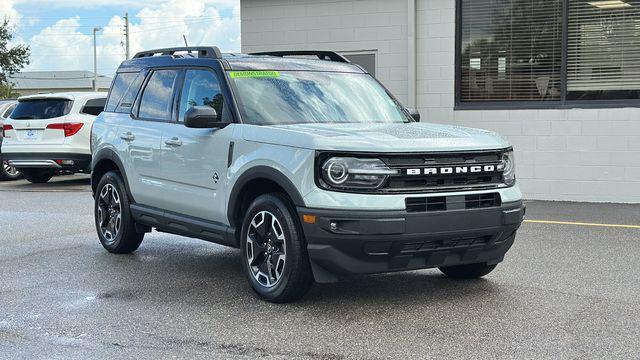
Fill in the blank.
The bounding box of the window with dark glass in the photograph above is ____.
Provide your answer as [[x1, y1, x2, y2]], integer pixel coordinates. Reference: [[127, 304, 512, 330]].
[[178, 69, 225, 122], [567, 0, 640, 100], [81, 98, 106, 116], [138, 70, 180, 121], [459, 0, 563, 102]]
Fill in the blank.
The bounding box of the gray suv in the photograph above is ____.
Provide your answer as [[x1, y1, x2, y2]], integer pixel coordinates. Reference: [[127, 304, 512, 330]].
[[91, 47, 524, 302]]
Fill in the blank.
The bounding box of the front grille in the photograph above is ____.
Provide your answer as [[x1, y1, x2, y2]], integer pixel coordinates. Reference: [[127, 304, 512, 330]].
[[380, 151, 506, 193], [405, 193, 501, 213]]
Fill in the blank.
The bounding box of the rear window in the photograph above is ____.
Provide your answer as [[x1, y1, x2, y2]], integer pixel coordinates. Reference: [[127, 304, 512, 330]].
[[105, 72, 142, 112], [81, 98, 106, 116], [11, 99, 73, 120]]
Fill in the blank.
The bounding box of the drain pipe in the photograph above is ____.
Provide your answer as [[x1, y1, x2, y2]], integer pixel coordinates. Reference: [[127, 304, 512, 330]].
[[407, 0, 417, 108]]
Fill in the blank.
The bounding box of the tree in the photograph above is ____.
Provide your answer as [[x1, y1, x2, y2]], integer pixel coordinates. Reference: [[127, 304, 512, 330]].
[[0, 18, 30, 99]]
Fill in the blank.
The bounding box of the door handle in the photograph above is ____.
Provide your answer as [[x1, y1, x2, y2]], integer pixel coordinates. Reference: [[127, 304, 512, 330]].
[[119, 132, 135, 142], [164, 137, 183, 147]]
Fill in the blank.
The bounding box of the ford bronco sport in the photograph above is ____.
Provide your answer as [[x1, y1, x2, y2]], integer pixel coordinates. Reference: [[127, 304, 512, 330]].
[[91, 47, 524, 303]]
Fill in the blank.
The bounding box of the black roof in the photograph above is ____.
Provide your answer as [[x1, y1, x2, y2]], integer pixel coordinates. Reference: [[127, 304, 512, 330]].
[[117, 48, 365, 74]]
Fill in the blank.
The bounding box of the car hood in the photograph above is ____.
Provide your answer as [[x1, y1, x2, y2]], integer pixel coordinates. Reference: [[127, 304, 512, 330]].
[[241, 122, 510, 152]]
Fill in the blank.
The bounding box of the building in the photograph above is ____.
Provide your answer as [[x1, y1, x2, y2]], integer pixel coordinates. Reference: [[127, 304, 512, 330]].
[[8, 71, 112, 96], [241, 0, 640, 203]]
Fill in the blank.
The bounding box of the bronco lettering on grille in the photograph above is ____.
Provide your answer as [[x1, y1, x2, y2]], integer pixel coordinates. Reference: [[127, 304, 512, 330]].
[[405, 164, 500, 176]]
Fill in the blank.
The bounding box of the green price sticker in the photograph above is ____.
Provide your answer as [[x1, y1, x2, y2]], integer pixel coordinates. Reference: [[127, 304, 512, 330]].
[[229, 71, 280, 78]]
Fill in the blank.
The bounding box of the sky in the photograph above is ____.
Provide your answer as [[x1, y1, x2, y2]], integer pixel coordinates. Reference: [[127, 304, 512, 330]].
[[0, 0, 240, 77]]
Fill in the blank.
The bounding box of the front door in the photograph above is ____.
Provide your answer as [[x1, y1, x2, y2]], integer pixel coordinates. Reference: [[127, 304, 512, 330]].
[[160, 68, 233, 222]]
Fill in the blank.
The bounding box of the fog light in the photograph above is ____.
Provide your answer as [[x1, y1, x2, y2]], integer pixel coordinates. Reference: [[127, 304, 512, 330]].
[[56, 160, 75, 165]]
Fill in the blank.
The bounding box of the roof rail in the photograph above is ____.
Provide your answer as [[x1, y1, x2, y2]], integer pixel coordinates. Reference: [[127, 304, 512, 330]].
[[249, 50, 350, 63], [133, 46, 222, 59]]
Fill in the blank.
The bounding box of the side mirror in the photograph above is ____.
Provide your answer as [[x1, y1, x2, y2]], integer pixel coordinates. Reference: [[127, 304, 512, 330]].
[[406, 107, 420, 122], [184, 106, 224, 128]]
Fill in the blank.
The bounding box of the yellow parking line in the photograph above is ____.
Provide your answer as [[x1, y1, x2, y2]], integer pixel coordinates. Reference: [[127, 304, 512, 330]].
[[524, 219, 640, 229]]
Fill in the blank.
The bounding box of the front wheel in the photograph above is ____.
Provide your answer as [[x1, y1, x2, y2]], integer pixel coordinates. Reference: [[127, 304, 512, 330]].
[[21, 169, 53, 183], [240, 194, 314, 303], [439, 263, 497, 279], [94, 171, 144, 254]]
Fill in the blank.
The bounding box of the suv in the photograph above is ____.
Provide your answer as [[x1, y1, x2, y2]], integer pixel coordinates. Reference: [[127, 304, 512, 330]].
[[2, 92, 107, 183], [91, 47, 524, 303], [0, 99, 20, 181]]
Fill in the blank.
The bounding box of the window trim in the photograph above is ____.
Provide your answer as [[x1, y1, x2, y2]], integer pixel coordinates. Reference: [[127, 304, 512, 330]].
[[454, 0, 640, 110]]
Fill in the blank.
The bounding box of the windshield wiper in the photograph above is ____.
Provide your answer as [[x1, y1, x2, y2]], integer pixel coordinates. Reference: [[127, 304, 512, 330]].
[[11, 116, 36, 120]]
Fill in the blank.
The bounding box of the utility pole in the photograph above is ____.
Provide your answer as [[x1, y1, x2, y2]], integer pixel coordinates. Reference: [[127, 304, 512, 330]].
[[124, 12, 130, 60], [93, 27, 101, 91]]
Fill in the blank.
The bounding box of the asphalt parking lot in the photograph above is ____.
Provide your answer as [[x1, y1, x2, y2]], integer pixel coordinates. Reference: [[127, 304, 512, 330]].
[[1, 175, 639, 359]]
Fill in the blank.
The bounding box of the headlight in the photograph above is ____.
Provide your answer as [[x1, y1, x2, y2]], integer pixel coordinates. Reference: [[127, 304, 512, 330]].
[[501, 151, 516, 186], [320, 157, 397, 190]]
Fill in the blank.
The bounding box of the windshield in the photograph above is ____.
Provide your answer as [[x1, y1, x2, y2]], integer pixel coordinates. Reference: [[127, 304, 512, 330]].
[[11, 99, 73, 120], [229, 71, 409, 125]]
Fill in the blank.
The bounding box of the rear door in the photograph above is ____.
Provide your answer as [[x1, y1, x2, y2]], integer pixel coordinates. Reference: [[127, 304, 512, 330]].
[[123, 68, 181, 208], [7, 98, 73, 145]]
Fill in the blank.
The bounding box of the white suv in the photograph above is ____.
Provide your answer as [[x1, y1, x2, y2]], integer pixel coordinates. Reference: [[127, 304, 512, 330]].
[[0, 99, 20, 181], [2, 92, 107, 183]]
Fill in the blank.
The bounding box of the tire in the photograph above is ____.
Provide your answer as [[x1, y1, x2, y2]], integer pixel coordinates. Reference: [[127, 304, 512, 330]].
[[21, 169, 53, 183], [439, 263, 497, 279], [240, 193, 314, 303], [94, 170, 144, 254], [0, 157, 21, 181]]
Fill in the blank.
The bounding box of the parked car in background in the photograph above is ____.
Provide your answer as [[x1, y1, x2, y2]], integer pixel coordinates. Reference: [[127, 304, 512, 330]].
[[0, 99, 20, 181], [2, 92, 107, 183]]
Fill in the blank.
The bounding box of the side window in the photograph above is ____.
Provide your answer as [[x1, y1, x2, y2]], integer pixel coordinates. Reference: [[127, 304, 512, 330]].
[[138, 69, 180, 121], [81, 98, 106, 116], [2, 104, 16, 119], [115, 73, 143, 114], [178, 69, 225, 122], [105, 72, 138, 112]]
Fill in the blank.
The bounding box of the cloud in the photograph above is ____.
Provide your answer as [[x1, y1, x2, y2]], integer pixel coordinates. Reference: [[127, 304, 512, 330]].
[[0, 0, 21, 27], [13, 0, 240, 75]]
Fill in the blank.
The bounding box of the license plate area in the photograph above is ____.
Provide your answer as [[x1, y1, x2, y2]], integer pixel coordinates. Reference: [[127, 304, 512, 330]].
[[21, 129, 40, 140]]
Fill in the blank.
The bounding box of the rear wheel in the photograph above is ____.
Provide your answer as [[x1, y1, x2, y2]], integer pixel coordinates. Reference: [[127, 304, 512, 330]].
[[95, 170, 144, 254], [0, 158, 21, 181], [21, 169, 53, 183], [439, 263, 497, 279], [240, 194, 314, 303]]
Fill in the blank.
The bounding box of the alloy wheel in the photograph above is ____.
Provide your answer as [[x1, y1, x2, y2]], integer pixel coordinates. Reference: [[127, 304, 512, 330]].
[[2, 160, 19, 177], [97, 183, 122, 243], [246, 211, 287, 288]]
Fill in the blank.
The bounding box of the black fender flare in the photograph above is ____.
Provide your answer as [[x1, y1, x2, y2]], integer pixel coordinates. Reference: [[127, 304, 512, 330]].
[[91, 148, 135, 202], [227, 165, 305, 227]]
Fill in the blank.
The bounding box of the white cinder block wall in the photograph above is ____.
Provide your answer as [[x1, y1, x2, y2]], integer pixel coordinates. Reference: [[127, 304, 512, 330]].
[[241, 0, 640, 203], [241, 0, 409, 103]]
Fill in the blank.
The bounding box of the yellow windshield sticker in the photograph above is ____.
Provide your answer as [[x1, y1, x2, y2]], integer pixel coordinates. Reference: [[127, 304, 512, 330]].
[[229, 71, 280, 78]]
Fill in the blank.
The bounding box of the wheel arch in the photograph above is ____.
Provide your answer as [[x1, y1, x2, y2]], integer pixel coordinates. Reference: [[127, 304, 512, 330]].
[[91, 149, 134, 202], [227, 166, 305, 229]]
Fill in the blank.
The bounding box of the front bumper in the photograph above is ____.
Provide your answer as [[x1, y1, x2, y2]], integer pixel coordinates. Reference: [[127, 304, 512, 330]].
[[3, 152, 92, 173], [298, 201, 525, 283]]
